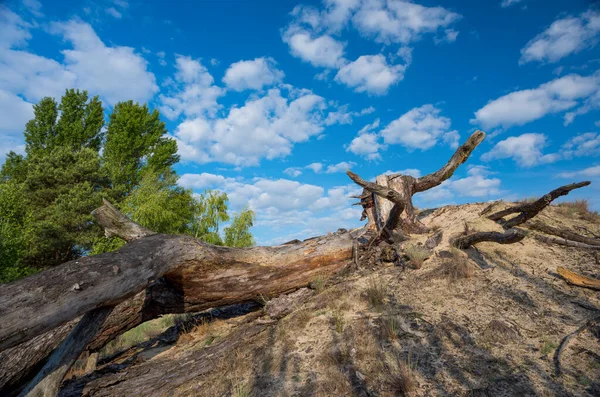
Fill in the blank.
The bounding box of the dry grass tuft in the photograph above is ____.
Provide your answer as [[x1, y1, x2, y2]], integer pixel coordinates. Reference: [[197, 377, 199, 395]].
[[364, 276, 388, 310], [331, 309, 345, 333], [390, 359, 417, 396], [558, 199, 600, 221], [310, 274, 327, 293], [431, 249, 475, 282], [382, 316, 401, 341], [404, 244, 431, 269]]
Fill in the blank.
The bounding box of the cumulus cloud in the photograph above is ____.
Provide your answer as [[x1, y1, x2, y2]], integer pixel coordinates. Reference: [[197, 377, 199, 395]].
[[346, 132, 385, 160], [282, 28, 346, 68], [325, 161, 356, 173], [159, 55, 223, 120], [306, 162, 324, 173], [383, 168, 421, 177], [284, 167, 303, 177], [558, 165, 600, 179], [471, 72, 600, 129], [222, 57, 284, 91], [172, 87, 339, 166], [561, 132, 600, 158], [481, 133, 560, 167], [334, 54, 407, 95], [520, 10, 600, 64], [381, 104, 458, 150], [417, 165, 502, 203], [351, 0, 461, 44], [281, 0, 461, 95], [179, 173, 364, 244]]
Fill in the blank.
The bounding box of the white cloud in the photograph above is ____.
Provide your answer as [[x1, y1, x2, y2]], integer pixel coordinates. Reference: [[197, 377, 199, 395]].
[[351, 0, 461, 44], [173, 87, 337, 166], [283, 28, 346, 68], [558, 165, 600, 179], [346, 132, 384, 160], [23, 0, 43, 17], [561, 132, 600, 158], [500, 0, 523, 8], [284, 167, 303, 177], [0, 7, 31, 49], [380, 104, 458, 150], [306, 162, 324, 173], [106, 7, 122, 18], [481, 133, 560, 167], [417, 165, 502, 203], [324, 104, 375, 125], [520, 10, 600, 64], [46, 21, 158, 105], [179, 173, 364, 244], [159, 55, 223, 120], [334, 54, 407, 95], [281, 0, 460, 96], [325, 161, 356, 173], [0, 89, 34, 135], [383, 168, 421, 178], [471, 72, 600, 129], [222, 57, 284, 91]]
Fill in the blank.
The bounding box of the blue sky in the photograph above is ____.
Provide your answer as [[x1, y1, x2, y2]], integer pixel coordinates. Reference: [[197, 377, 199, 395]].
[[1, 0, 599, 245]]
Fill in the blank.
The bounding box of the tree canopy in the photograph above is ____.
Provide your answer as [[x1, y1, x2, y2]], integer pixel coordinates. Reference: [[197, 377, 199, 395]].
[[0, 89, 255, 283]]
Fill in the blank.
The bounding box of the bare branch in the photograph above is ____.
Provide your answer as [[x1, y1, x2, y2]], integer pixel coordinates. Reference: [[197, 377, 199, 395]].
[[557, 266, 600, 290], [413, 130, 486, 193], [452, 228, 526, 249], [91, 198, 155, 242], [488, 181, 591, 228], [346, 171, 405, 205]]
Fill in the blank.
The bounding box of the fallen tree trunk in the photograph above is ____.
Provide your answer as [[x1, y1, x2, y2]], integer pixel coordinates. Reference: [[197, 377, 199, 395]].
[[0, 201, 356, 393], [19, 307, 113, 397], [535, 235, 600, 251], [527, 221, 600, 247]]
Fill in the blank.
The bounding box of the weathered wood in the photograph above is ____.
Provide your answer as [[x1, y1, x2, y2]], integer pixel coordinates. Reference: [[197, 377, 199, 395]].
[[487, 182, 591, 228], [451, 228, 526, 249], [556, 266, 600, 290], [91, 198, 154, 242], [535, 234, 600, 251], [18, 307, 113, 397], [348, 131, 485, 234], [527, 222, 600, 247], [0, 231, 354, 353]]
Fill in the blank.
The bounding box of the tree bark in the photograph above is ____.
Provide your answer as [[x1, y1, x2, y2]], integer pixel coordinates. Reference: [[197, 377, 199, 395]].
[[18, 307, 113, 397], [0, 200, 356, 393], [348, 130, 485, 234], [527, 221, 600, 247], [451, 228, 526, 249], [487, 181, 591, 228]]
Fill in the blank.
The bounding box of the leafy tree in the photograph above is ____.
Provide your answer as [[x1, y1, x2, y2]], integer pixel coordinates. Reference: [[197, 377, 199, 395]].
[[121, 170, 196, 235], [224, 209, 256, 248], [191, 190, 230, 245], [23, 146, 105, 267], [0, 180, 34, 282], [103, 101, 179, 201]]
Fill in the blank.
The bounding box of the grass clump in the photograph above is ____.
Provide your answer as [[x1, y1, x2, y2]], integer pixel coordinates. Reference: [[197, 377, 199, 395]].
[[310, 274, 327, 293], [540, 338, 558, 356], [404, 244, 431, 269], [436, 249, 475, 282], [558, 199, 600, 221], [331, 309, 345, 333], [365, 276, 388, 311], [390, 354, 417, 396]]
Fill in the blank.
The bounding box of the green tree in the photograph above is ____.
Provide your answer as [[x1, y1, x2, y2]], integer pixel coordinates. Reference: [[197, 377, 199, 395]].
[[191, 191, 230, 245], [103, 101, 179, 201], [23, 146, 105, 267], [224, 209, 256, 248]]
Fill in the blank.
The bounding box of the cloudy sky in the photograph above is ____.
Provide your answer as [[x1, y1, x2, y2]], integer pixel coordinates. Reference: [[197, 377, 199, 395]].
[[1, 0, 599, 245]]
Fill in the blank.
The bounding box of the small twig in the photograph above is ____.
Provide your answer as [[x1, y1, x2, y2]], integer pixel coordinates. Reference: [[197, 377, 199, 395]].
[[554, 315, 600, 376]]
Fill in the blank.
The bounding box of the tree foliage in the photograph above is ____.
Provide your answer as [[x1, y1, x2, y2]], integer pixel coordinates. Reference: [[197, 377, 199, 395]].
[[0, 89, 256, 283]]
